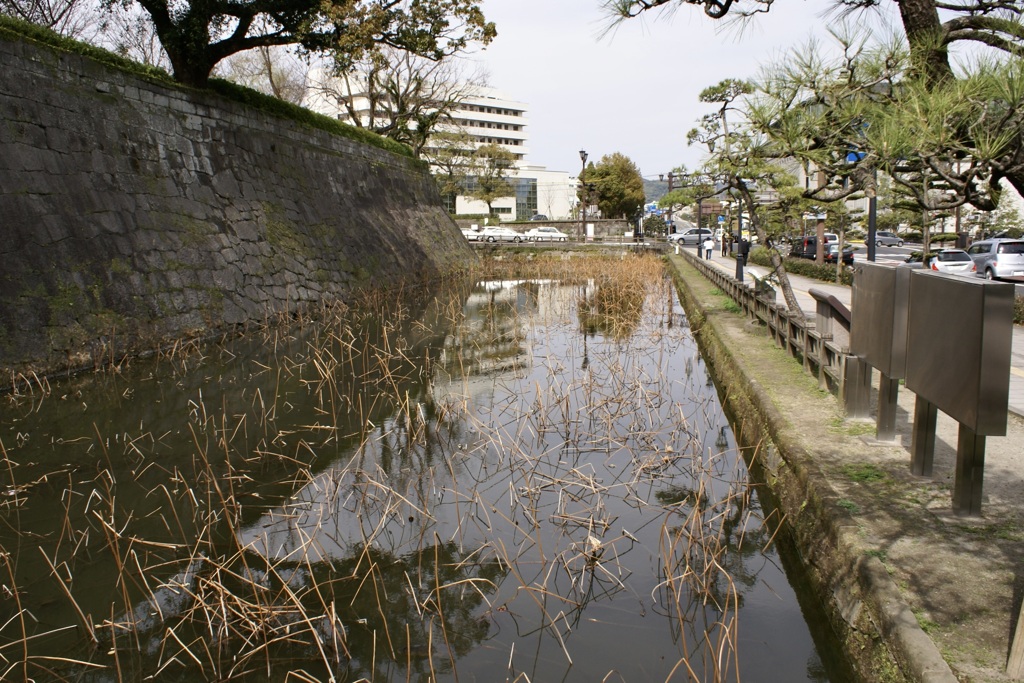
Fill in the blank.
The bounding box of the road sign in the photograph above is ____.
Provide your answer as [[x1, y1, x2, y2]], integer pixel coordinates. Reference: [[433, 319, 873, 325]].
[[718, 215, 725, 223]]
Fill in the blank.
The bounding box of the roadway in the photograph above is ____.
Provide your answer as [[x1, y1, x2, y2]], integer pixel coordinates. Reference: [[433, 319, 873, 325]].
[[692, 246, 1024, 419]]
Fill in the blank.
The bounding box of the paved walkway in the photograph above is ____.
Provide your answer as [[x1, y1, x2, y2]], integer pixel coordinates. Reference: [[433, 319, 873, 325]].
[[689, 248, 1024, 418]]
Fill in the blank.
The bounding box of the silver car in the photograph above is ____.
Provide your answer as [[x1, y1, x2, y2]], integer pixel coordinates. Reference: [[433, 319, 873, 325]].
[[875, 231, 904, 247], [966, 238, 1024, 281]]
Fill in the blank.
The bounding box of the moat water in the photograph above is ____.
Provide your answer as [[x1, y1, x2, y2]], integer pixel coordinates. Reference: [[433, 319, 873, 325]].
[[0, 257, 852, 681]]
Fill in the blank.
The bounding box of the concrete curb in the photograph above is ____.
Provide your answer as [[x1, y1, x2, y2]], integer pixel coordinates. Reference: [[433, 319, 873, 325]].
[[666, 254, 958, 683], [857, 556, 958, 683]]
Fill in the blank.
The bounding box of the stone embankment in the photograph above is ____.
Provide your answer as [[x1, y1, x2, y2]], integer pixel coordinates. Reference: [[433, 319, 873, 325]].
[[0, 29, 472, 378]]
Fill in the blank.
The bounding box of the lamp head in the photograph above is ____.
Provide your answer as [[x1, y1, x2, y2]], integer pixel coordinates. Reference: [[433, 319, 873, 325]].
[[579, 150, 588, 164]]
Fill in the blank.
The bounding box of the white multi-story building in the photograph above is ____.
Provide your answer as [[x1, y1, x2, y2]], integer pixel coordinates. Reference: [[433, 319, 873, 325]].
[[305, 76, 575, 221]]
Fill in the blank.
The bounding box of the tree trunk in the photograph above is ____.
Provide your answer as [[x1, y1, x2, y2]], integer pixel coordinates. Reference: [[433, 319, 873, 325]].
[[735, 182, 804, 319], [897, 0, 953, 85], [140, 1, 218, 87]]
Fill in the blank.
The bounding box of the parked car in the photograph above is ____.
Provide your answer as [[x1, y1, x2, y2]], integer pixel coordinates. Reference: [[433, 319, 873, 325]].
[[824, 243, 856, 266], [902, 249, 976, 275], [965, 238, 1024, 281], [481, 226, 523, 243], [668, 227, 714, 244], [529, 214, 549, 221], [929, 249, 976, 275], [790, 235, 848, 261], [525, 226, 568, 242], [875, 231, 904, 247], [461, 227, 481, 241]]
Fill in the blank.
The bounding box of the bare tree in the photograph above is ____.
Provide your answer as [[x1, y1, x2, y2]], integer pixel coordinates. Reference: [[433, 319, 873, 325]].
[[98, 3, 169, 68], [223, 45, 308, 104], [467, 143, 515, 217], [422, 129, 476, 211], [310, 46, 487, 157], [1, 0, 96, 37]]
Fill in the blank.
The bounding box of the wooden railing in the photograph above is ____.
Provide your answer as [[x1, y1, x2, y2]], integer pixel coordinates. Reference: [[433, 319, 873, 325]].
[[679, 251, 857, 402]]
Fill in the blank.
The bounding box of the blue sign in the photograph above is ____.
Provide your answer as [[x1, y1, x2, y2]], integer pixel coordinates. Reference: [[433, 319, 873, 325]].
[[717, 215, 725, 223]]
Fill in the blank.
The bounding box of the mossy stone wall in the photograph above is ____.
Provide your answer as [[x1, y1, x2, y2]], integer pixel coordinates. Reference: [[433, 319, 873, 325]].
[[0, 33, 472, 376]]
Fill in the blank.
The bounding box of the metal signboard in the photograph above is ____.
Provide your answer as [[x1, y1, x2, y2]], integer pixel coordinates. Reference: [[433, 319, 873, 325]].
[[904, 272, 1013, 436], [850, 262, 911, 379]]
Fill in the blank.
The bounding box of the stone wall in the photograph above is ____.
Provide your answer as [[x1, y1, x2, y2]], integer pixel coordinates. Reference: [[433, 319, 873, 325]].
[[0, 31, 473, 377]]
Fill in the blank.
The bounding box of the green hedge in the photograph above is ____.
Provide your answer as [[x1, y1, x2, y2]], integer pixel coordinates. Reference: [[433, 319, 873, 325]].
[[748, 247, 854, 285], [0, 15, 417, 162]]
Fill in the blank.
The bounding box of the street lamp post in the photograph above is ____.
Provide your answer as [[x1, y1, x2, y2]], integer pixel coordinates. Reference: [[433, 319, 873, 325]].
[[579, 150, 588, 240]]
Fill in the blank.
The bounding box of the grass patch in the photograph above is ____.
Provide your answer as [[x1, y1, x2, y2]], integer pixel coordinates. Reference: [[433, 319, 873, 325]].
[[914, 611, 940, 634], [837, 499, 860, 513], [959, 521, 1024, 542], [865, 548, 888, 563], [841, 462, 889, 483]]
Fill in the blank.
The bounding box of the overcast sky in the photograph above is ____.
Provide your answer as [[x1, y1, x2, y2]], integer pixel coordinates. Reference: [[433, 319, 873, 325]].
[[471, 0, 891, 180]]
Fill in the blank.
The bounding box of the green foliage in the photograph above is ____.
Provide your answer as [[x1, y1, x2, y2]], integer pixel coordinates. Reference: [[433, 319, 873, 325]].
[[1016, 296, 1024, 326], [122, 0, 495, 86], [587, 152, 645, 221], [643, 214, 669, 237]]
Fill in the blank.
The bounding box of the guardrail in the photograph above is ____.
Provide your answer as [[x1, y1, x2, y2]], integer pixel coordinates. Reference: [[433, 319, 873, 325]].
[[680, 251, 856, 402]]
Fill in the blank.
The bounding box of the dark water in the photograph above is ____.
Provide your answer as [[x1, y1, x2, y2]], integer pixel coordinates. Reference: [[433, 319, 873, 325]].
[[0, 260, 851, 682]]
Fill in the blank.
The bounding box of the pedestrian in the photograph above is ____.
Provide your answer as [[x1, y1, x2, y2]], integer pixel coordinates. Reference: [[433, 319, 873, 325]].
[[721, 233, 730, 256], [703, 236, 714, 260]]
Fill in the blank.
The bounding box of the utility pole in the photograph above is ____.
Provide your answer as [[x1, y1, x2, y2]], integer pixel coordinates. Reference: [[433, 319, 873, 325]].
[[579, 149, 588, 240], [667, 172, 675, 233]]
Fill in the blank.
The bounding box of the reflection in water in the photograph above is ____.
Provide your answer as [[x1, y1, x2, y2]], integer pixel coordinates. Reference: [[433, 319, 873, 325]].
[[0, 255, 845, 681]]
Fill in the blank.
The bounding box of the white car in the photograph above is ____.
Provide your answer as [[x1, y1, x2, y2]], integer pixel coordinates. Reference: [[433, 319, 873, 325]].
[[525, 226, 569, 242], [668, 228, 714, 245], [928, 248, 977, 276], [481, 226, 523, 243], [461, 227, 481, 241]]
